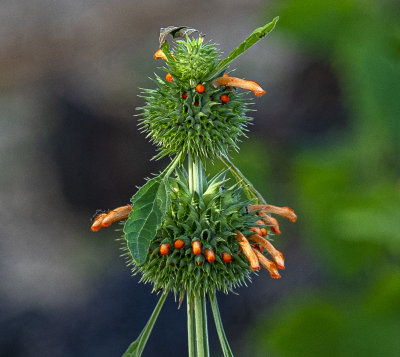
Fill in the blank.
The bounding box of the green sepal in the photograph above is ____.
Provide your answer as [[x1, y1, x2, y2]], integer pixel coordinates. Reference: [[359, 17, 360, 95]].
[[122, 292, 168, 357], [207, 17, 279, 80]]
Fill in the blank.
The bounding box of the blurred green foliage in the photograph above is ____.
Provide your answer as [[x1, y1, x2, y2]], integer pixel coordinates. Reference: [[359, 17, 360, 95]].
[[249, 0, 400, 356]]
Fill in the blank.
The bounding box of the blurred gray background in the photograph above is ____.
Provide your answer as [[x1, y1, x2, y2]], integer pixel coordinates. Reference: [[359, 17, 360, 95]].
[[1, 0, 399, 356]]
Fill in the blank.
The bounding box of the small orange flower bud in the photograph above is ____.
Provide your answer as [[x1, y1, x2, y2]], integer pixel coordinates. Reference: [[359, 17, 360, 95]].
[[192, 241, 202, 255], [160, 243, 170, 255], [223, 73, 230, 77], [260, 228, 268, 236], [165, 73, 173, 82], [205, 249, 215, 262], [174, 239, 185, 249], [153, 49, 167, 60], [195, 83, 205, 93], [220, 94, 229, 103], [222, 252, 232, 262]]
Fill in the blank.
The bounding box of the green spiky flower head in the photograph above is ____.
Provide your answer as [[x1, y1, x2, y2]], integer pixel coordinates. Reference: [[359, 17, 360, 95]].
[[130, 168, 262, 297], [138, 34, 252, 160]]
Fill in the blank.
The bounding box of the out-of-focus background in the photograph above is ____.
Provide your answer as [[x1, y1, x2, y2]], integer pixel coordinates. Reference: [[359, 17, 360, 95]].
[[1, 0, 399, 356]]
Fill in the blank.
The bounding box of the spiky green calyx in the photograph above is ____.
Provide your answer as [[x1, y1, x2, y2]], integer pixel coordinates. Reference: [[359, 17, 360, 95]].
[[127, 169, 261, 297], [138, 37, 252, 160]]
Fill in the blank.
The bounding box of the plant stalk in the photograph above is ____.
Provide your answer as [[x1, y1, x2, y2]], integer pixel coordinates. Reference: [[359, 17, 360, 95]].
[[187, 153, 209, 357], [187, 292, 196, 357]]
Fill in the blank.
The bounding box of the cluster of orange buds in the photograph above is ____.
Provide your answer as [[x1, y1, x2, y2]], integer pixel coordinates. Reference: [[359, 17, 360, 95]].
[[235, 204, 297, 279]]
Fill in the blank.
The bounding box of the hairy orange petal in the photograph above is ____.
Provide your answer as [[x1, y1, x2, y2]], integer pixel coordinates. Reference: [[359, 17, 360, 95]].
[[248, 204, 297, 222], [249, 234, 285, 269], [235, 231, 260, 271], [252, 248, 281, 279], [153, 49, 167, 60], [91, 213, 107, 232], [101, 205, 133, 227], [258, 211, 281, 234], [212, 76, 266, 97]]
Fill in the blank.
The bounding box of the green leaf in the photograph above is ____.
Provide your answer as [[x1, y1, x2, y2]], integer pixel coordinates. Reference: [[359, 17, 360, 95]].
[[219, 154, 266, 204], [209, 291, 234, 357], [124, 177, 170, 265], [123, 153, 182, 265], [207, 17, 279, 79], [122, 292, 168, 357]]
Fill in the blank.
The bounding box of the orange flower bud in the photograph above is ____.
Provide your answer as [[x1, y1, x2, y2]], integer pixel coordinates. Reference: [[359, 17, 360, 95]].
[[222, 252, 232, 262], [195, 83, 205, 93], [174, 239, 185, 249], [192, 241, 202, 255], [153, 49, 167, 60], [160, 243, 170, 255], [205, 249, 215, 262], [220, 94, 229, 103], [165, 73, 173, 82]]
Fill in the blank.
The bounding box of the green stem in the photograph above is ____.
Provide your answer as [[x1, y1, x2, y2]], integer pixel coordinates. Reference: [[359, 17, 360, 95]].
[[209, 290, 234, 357], [188, 154, 209, 357], [194, 293, 210, 357], [187, 292, 196, 357]]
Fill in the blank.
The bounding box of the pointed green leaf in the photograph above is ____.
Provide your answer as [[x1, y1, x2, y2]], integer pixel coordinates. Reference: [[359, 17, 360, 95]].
[[123, 153, 182, 265], [207, 17, 279, 79], [122, 292, 168, 357], [124, 177, 170, 265], [219, 154, 266, 204]]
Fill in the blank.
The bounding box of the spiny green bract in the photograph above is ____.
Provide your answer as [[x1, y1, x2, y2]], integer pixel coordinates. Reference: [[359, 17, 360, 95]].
[[138, 37, 253, 160], [129, 169, 260, 297]]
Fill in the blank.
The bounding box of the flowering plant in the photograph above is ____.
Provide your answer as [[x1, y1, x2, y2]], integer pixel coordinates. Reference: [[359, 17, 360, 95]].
[[91, 17, 297, 357]]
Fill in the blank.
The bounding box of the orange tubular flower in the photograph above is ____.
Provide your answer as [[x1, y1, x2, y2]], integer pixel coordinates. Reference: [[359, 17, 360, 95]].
[[235, 231, 260, 271], [153, 48, 167, 60], [252, 248, 281, 279], [91, 213, 107, 232], [258, 211, 281, 235], [212, 76, 266, 97], [91, 205, 133, 231], [249, 234, 285, 269], [248, 204, 297, 222]]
